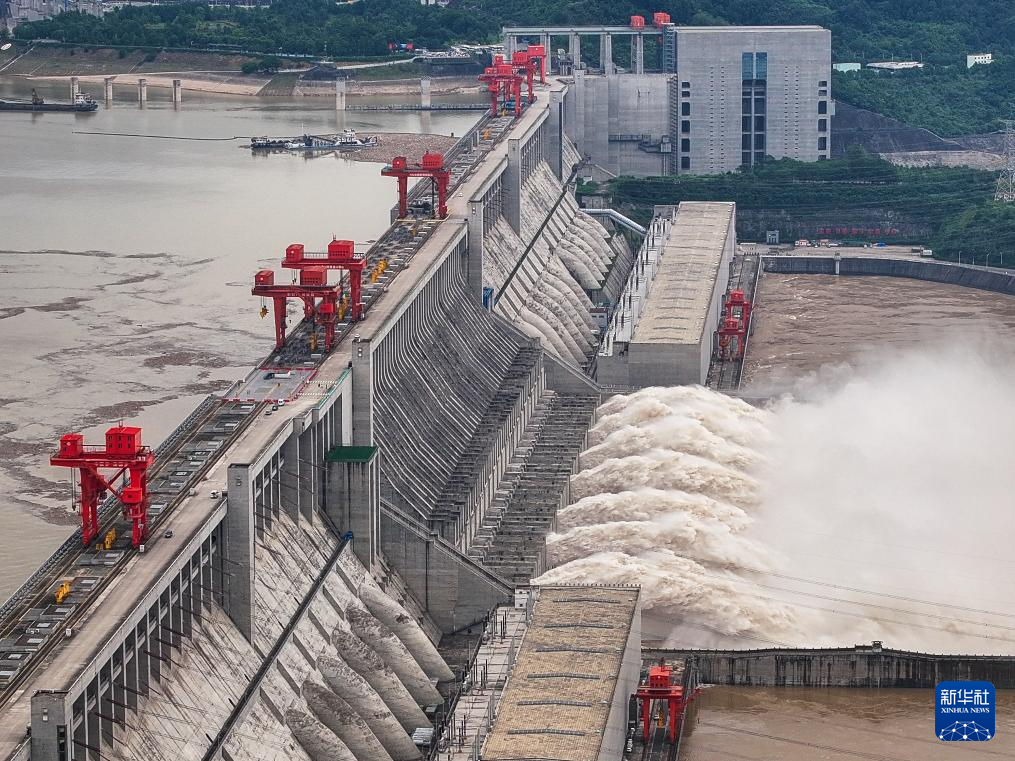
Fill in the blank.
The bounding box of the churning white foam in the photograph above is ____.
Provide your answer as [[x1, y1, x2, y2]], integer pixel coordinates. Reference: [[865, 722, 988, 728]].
[[538, 344, 1015, 653]]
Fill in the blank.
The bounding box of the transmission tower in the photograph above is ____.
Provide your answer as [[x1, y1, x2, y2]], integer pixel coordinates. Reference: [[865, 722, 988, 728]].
[[997, 119, 1015, 203]]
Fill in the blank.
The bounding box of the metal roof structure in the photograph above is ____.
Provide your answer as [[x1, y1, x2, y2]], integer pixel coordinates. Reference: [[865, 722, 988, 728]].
[[483, 585, 640, 761], [632, 202, 734, 345]]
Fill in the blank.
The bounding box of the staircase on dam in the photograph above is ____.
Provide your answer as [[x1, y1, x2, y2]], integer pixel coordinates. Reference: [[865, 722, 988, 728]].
[[468, 392, 598, 585], [432, 342, 544, 543]]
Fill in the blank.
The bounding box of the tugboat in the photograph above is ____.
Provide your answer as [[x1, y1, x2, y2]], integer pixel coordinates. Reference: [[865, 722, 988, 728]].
[[285, 130, 379, 151], [0, 90, 99, 113]]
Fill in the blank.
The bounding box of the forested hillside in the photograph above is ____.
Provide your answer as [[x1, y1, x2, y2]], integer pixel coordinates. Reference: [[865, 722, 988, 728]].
[[10, 0, 1015, 133], [608, 149, 1015, 264]]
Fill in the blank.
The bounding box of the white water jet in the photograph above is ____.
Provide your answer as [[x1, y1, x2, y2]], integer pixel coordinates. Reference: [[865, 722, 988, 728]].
[[539, 344, 1015, 653]]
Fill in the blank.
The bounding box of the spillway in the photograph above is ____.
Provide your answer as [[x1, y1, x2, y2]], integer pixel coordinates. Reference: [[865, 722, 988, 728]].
[[318, 654, 423, 760], [303, 681, 395, 761]]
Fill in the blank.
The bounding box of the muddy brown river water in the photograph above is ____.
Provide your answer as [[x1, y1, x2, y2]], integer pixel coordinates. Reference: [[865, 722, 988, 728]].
[[744, 273, 1015, 391], [681, 686, 1015, 759]]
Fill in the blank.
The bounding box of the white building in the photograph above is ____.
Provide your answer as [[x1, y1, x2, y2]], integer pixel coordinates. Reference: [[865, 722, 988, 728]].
[[966, 53, 993, 68], [867, 61, 924, 71]]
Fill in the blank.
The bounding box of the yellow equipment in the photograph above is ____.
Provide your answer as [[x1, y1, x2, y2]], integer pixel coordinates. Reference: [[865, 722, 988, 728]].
[[371, 258, 389, 283], [103, 528, 116, 550], [55, 581, 71, 604], [259, 305, 268, 318], [310, 332, 318, 352]]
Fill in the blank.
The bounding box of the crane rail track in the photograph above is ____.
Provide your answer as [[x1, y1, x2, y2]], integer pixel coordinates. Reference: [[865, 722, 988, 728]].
[[712, 253, 760, 392]]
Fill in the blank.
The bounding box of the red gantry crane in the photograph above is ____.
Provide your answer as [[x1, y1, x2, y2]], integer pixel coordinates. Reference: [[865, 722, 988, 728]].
[[510, 50, 538, 109], [381, 153, 451, 219], [516, 43, 546, 85], [479, 55, 524, 117], [252, 240, 365, 353], [635, 664, 694, 745], [718, 288, 753, 360], [51, 425, 155, 549]]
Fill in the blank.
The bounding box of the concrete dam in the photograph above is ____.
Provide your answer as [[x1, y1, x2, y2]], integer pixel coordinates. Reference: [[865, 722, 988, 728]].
[[0, 77, 660, 761]]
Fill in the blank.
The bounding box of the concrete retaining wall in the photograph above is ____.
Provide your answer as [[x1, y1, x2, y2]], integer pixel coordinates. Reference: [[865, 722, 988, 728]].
[[762, 256, 1015, 296], [378, 507, 510, 633], [653, 646, 1015, 688]]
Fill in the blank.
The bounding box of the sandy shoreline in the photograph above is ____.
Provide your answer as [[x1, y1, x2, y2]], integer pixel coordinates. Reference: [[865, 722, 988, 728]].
[[33, 71, 269, 95]]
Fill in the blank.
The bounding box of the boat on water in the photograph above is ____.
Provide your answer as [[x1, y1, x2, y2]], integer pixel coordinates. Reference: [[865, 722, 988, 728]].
[[250, 129, 379, 153], [0, 90, 99, 113]]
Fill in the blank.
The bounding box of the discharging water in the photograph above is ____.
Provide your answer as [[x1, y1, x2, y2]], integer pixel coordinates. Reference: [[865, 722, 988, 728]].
[[0, 78, 478, 600], [539, 274, 1015, 653]]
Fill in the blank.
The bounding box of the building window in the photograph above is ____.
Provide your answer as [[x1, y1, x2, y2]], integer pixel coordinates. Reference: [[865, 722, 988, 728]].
[[754, 151, 765, 164], [819, 154, 827, 161], [754, 98, 766, 114], [681, 138, 690, 152], [681, 120, 690, 134], [742, 52, 753, 80], [681, 90, 690, 98], [681, 81, 690, 89], [681, 102, 691, 116], [742, 116, 751, 132], [681, 156, 691, 170], [742, 134, 751, 150], [742, 97, 751, 114], [818, 118, 827, 132], [754, 134, 765, 150], [756, 52, 768, 80], [818, 136, 828, 151], [818, 88, 828, 97], [819, 80, 827, 87], [818, 100, 828, 114], [754, 115, 765, 132], [742, 151, 752, 167]]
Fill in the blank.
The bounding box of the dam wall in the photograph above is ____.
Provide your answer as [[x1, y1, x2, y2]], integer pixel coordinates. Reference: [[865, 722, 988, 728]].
[[654, 645, 1015, 688], [26, 366, 455, 761], [365, 88, 610, 599], [762, 255, 1015, 296]]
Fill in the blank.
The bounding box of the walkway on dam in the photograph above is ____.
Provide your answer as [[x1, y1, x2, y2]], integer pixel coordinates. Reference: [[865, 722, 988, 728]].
[[443, 605, 527, 761]]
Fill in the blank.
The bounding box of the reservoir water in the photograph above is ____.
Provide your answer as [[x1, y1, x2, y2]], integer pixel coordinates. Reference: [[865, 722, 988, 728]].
[[0, 77, 478, 600]]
